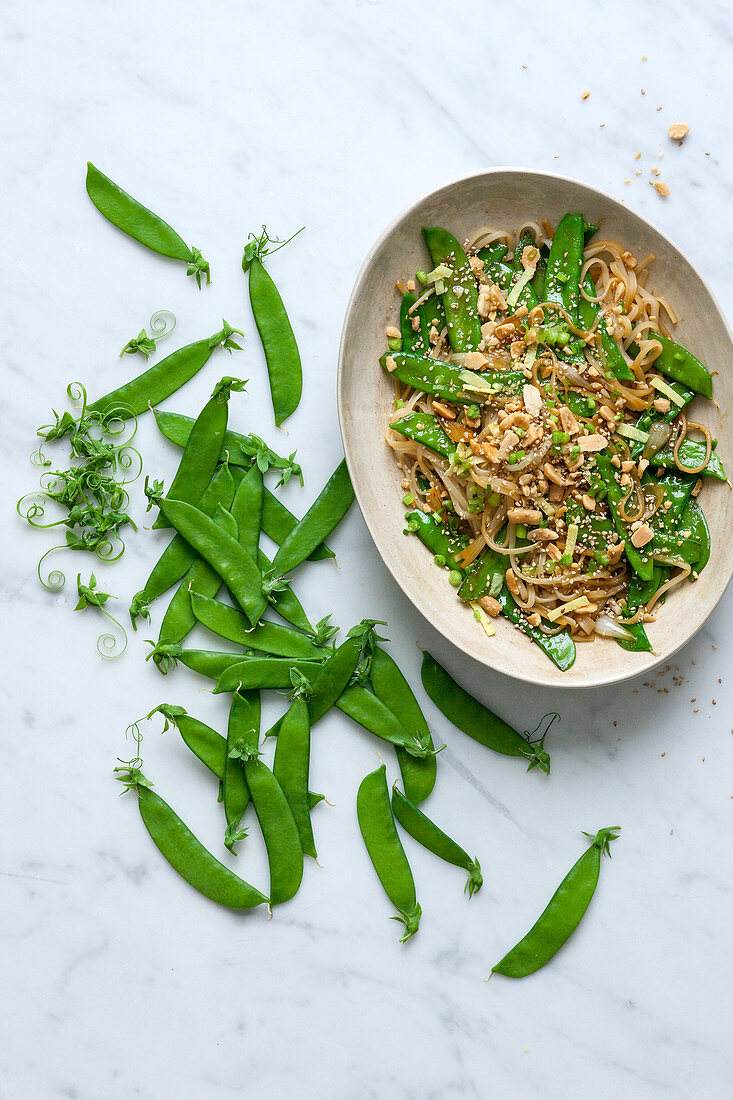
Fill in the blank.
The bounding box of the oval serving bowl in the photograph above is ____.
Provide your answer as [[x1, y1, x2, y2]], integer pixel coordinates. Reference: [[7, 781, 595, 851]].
[[337, 168, 733, 688]]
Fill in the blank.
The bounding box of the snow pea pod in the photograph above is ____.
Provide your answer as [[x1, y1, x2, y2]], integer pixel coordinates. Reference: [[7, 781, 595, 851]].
[[578, 274, 634, 382], [243, 755, 303, 905], [491, 827, 620, 978], [261, 490, 335, 562], [117, 771, 267, 910], [404, 509, 469, 569], [497, 586, 576, 671], [680, 497, 711, 576], [223, 690, 258, 851], [336, 686, 436, 759], [646, 472, 695, 558], [129, 462, 235, 628], [370, 647, 436, 806], [615, 621, 652, 653], [85, 162, 210, 286], [270, 459, 354, 577], [152, 408, 306, 498], [422, 227, 481, 352], [421, 652, 551, 772], [273, 697, 316, 859], [155, 497, 266, 625], [380, 351, 525, 405], [242, 229, 303, 426], [176, 648, 245, 681], [391, 787, 482, 897], [399, 292, 437, 354], [152, 504, 238, 667], [544, 213, 584, 323], [594, 452, 654, 581], [153, 377, 245, 530], [653, 438, 725, 480], [643, 331, 713, 399], [89, 323, 242, 420], [485, 256, 538, 312], [230, 464, 262, 562], [307, 633, 363, 722], [257, 547, 313, 634], [215, 657, 324, 693], [190, 593, 324, 659], [389, 411, 454, 458], [357, 764, 421, 942]]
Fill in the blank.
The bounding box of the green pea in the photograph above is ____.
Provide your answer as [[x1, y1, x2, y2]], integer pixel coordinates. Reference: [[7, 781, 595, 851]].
[[448, 569, 462, 587]]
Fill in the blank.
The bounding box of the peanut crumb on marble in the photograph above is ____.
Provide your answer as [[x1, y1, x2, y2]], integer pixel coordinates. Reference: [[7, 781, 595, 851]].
[[581, 90, 590, 99], [668, 122, 689, 141], [652, 181, 670, 196]]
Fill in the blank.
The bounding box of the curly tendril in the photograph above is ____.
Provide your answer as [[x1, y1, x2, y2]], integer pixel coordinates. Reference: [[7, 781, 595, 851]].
[[149, 310, 176, 338], [37, 545, 67, 591]]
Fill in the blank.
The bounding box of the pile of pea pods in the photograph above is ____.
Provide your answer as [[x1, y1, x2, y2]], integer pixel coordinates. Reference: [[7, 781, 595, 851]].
[[27, 164, 620, 979]]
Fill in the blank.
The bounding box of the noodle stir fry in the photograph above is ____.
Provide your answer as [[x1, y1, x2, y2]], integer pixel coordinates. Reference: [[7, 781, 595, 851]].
[[381, 216, 722, 669]]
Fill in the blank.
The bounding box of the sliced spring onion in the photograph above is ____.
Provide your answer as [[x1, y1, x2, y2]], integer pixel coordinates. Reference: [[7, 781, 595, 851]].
[[523, 345, 537, 371], [426, 264, 453, 283], [469, 601, 497, 638], [547, 595, 592, 622], [650, 375, 687, 407], [616, 423, 650, 444], [565, 523, 578, 559], [459, 369, 495, 393], [506, 266, 535, 309]]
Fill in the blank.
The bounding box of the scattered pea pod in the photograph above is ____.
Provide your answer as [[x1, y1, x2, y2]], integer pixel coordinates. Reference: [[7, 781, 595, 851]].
[[270, 459, 354, 577], [85, 162, 210, 286], [191, 593, 324, 659], [129, 462, 236, 628], [115, 765, 267, 909], [273, 696, 316, 859], [370, 647, 436, 806], [420, 653, 552, 773], [215, 657, 325, 693], [337, 685, 437, 760], [391, 786, 482, 898], [154, 496, 267, 626], [89, 323, 242, 420], [242, 227, 303, 426], [153, 377, 246, 530], [223, 690, 259, 851], [242, 754, 303, 906], [357, 763, 421, 942], [491, 827, 620, 978]]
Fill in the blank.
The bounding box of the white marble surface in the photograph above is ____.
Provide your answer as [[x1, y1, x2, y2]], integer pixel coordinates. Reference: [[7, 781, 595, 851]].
[[3, 1, 732, 1097]]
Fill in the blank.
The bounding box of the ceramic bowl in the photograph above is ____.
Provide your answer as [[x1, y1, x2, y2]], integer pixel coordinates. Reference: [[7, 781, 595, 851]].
[[337, 168, 733, 687]]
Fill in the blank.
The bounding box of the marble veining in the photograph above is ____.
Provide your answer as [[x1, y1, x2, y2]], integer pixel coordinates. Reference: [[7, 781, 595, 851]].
[[2, 1, 732, 1097]]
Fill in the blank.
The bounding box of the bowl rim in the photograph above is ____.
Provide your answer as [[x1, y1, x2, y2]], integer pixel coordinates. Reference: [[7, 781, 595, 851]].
[[337, 165, 733, 689]]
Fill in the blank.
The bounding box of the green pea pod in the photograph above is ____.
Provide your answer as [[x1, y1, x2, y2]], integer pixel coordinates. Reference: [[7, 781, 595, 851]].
[[152, 408, 308, 502], [243, 755, 303, 905], [357, 764, 421, 942], [85, 162, 210, 286], [336, 685, 436, 759], [273, 697, 316, 859], [389, 411, 454, 458], [391, 787, 482, 897], [370, 647, 436, 806], [643, 331, 713, 399], [261, 490, 335, 562], [243, 234, 303, 426], [152, 504, 238, 666], [190, 593, 324, 659], [544, 213, 584, 324], [488, 256, 538, 312], [422, 227, 481, 352], [176, 648, 245, 681], [627, 564, 668, 614], [215, 657, 324, 693], [497, 586, 576, 671], [477, 240, 509, 264], [129, 463, 236, 628], [653, 438, 725, 480], [578, 274, 635, 381], [120, 775, 267, 909], [420, 652, 551, 772], [230, 464, 263, 562], [492, 827, 620, 978], [458, 543, 510, 601], [153, 377, 245, 530], [405, 509, 469, 568], [89, 323, 242, 420], [400, 293, 429, 353], [594, 452, 654, 581], [629, 381, 695, 459], [645, 472, 695, 559], [155, 497, 266, 625], [223, 690, 259, 851], [615, 621, 652, 652], [381, 351, 525, 405], [270, 459, 354, 577], [680, 497, 711, 576], [162, 709, 228, 777], [307, 635, 363, 722], [257, 547, 314, 634]]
